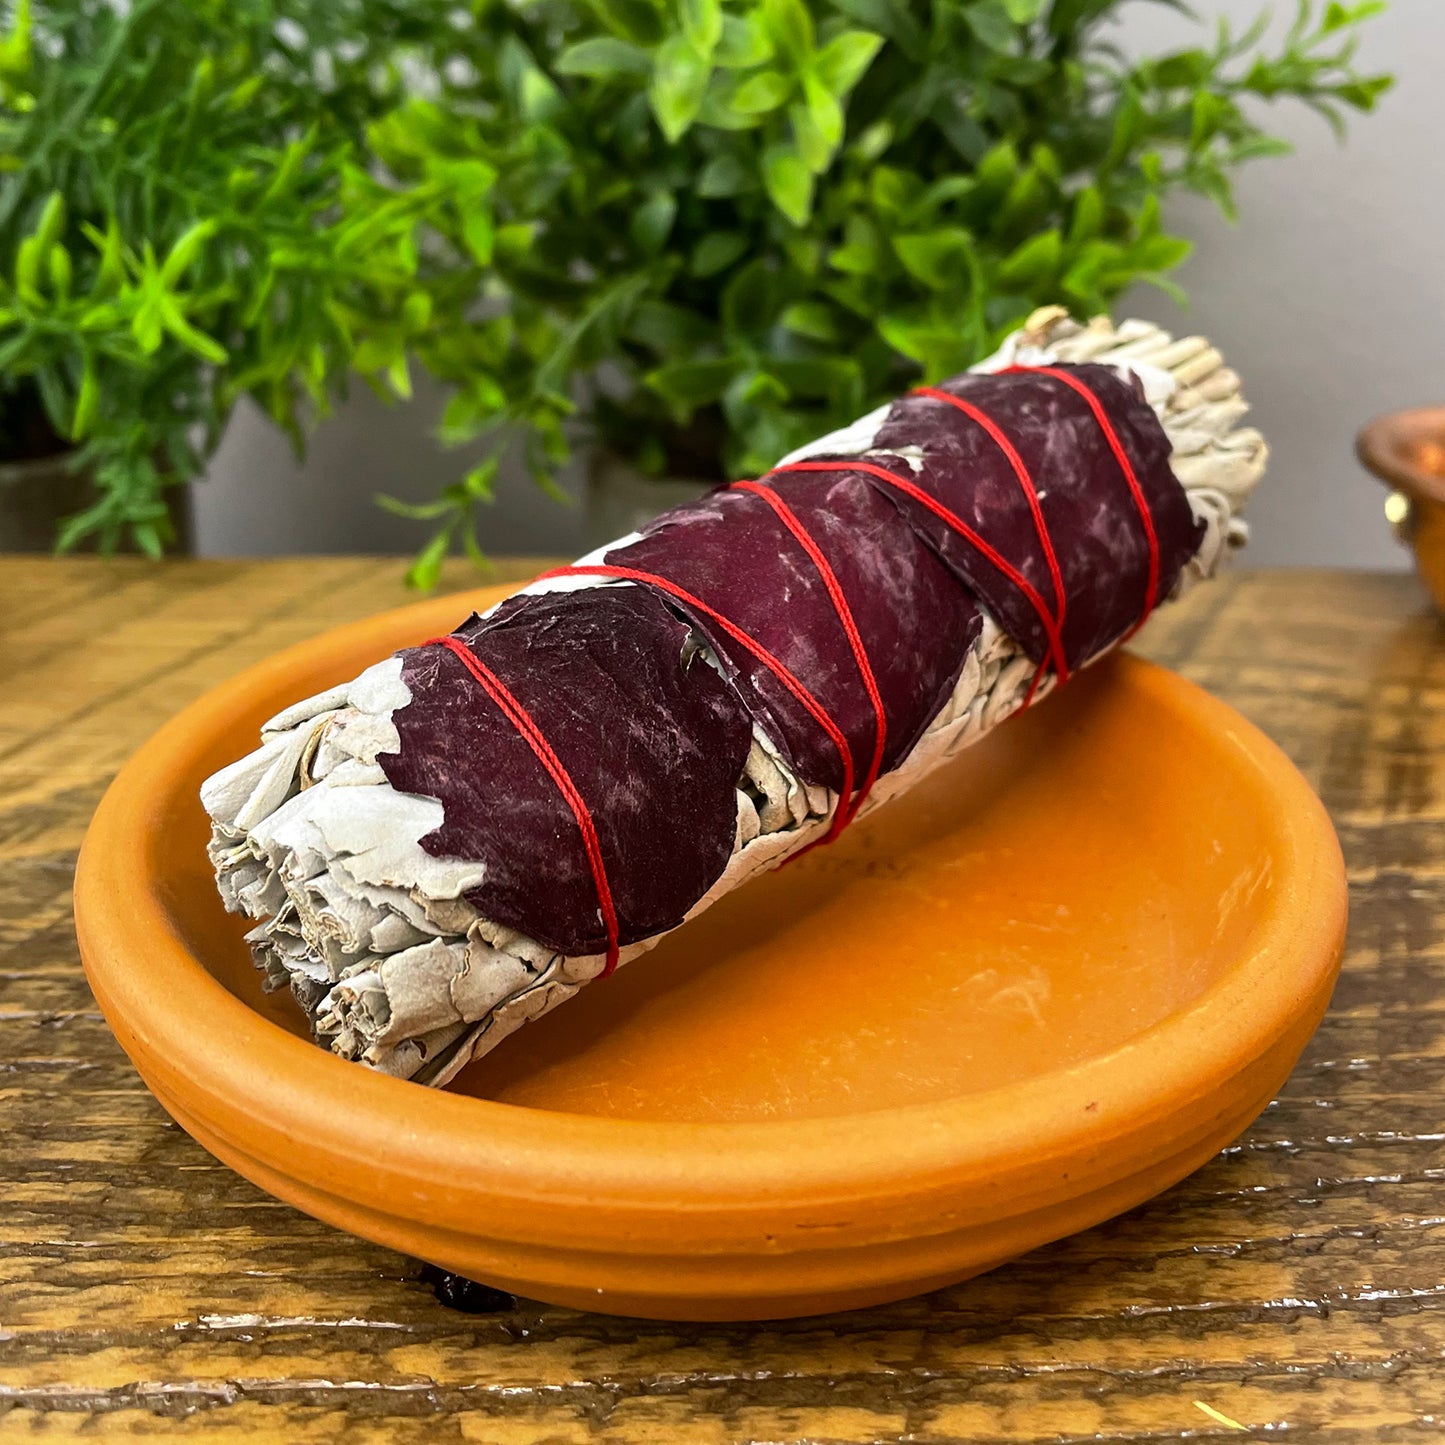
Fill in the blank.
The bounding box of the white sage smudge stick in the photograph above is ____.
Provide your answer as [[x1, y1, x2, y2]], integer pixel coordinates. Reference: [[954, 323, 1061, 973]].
[[202, 308, 1266, 1085]]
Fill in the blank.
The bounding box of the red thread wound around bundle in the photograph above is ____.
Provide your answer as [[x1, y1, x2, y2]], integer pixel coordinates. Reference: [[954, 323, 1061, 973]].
[[912, 385, 1068, 651], [425, 634, 622, 977], [771, 457, 1066, 704], [999, 364, 1162, 629], [535, 565, 858, 846], [729, 479, 888, 827]]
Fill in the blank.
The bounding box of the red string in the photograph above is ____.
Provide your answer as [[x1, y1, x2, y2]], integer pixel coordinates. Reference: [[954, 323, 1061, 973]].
[[913, 385, 1068, 646], [772, 459, 1067, 702], [425, 634, 621, 977], [534, 564, 858, 843], [1000, 365, 1162, 628], [730, 480, 887, 826]]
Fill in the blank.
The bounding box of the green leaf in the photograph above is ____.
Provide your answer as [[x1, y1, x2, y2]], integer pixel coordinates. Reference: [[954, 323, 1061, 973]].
[[1000, 0, 1044, 19], [495, 223, 538, 261], [85, 218, 125, 296], [721, 258, 777, 336], [726, 369, 788, 411], [158, 297, 229, 364], [387, 353, 412, 399], [762, 0, 814, 66], [1190, 91, 1229, 149], [1152, 49, 1210, 89], [132, 521, 164, 561], [159, 220, 219, 286], [71, 356, 98, 440], [868, 165, 912, 217], [377, 493, 455, 521], [631, 191, 678, 253], [1336, 75, 1392, 111], [1189, 157, 1238, 221], [130, 296, 165, 355], [877, 315, 974, 377], [780, 300, 840, 341], [814, 30, 883, 94], [854, 118, 893, 162], [961, 1, 1016, 51], [14, 239, 39, 304], [31, 190, 65, 255], [789, 99, 831, 173], [402, 292, 433, 331], [681, 0, 724, 52], [650, 35, 711, 140], [829, 0, 926, 59], [259, 135, 312, 208], [406, 529, 454, 591], [974, 140, 1020, 198], [1129, 233, 1193, 272], [697, 86, 765, 129], [697, 152, 753, 196], [46, 243, 71, 297], [646, 357, 738, 413], [582, 0, 665, 44], [0, 0, 32, 81], [1230, 134, 1294, 163], [762, 143, 813, 224], [521, 66, 565, 121], [715, 13, 774, 67], [628, 300, 715, 350], [771, 356, 859, 395], [731, 71, 793, 113], [893, 229, 974, 290], [829, 217, 883, 275], [1323, 2, 1386, 32], [691, 231, 750, 276], [802, 72, 843, 149], [995, 166, 1052, 234], [1067, 185, 1104, 243], [556, 37, 652, 76], [439, 381, 506, 442], [462, 458, 499, 501], [462, 207, 495, 265], [1103, 88, 1145, 170], [784, 234, 821, 275], [996, 228, 1062, 288]]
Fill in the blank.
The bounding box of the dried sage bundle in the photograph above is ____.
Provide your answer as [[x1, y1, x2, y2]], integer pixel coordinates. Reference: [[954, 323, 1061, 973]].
[[203, 309, 1266, 1085]]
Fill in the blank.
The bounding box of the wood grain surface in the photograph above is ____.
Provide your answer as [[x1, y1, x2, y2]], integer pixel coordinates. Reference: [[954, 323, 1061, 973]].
[[2, 558, 1444, 1444]]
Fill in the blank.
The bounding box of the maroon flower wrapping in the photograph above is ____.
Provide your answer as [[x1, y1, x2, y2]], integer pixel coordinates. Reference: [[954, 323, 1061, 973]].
[[382, 587, 753, 954], [869, 365, 1202, 668], [607, 469, 983, 792], [378, 362, 1200, 959]]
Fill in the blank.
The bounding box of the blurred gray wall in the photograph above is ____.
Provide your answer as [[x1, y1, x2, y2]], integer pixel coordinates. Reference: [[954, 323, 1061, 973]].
[[194, 0, 1436, 566]]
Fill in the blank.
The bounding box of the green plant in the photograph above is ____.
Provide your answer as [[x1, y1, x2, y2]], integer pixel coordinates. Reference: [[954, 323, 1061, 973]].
[[0, 0, 492, 555], [0, 0, 1388, 579]]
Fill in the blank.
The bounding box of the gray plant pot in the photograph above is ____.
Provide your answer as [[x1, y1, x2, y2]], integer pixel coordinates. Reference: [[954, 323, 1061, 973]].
[[0, 448, 192, 554], [584, 450, 713, 550]]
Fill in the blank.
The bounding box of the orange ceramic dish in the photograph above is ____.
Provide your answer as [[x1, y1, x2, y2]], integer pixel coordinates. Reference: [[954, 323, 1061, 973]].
[[76, 583, 1347, 1321]]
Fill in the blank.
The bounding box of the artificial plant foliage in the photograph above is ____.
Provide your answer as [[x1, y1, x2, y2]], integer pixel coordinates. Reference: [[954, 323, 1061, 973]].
[[0, 0, 1388, 578]]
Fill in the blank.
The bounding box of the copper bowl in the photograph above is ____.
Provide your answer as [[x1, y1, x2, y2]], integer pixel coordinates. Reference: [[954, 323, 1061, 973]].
[[1357, 407, 1445, 609]]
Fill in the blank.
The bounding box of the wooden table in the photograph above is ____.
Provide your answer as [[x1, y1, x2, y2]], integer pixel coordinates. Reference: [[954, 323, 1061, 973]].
[[4, 558, 1444, 1443]]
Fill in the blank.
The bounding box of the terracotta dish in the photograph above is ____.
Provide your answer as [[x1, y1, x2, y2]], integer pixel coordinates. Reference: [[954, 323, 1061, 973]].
[[1357, 406, 1445, 609], [76, 583, 1347, 1321]]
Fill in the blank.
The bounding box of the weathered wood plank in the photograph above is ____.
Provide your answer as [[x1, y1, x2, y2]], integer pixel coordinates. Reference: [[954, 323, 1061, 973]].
[[3, 558, 1444, 1442]]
